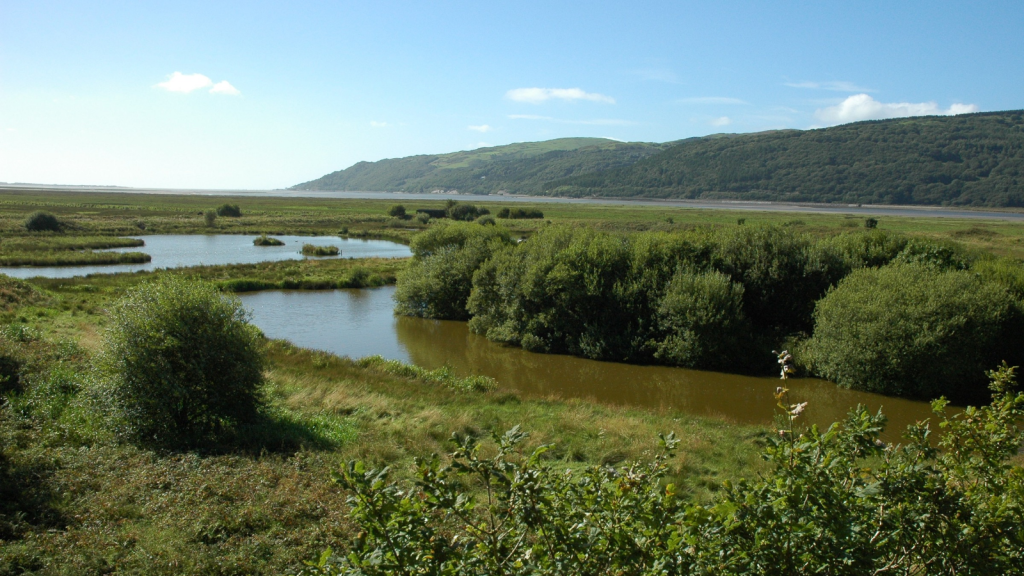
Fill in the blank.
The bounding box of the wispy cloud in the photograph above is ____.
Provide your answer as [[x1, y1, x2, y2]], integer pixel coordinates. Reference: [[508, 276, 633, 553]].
[[507, 114, 633, 126], [678, 96, 749, 105], [210, 81, 240, 95], [785, 80, 875, 92], [506, 87, 615, 104], [468, 124, 492, 133], [815, 94, 979, 125], [156, 72, 213, 93], [709, 116, 732, 127], [370, 121, 391, 128]]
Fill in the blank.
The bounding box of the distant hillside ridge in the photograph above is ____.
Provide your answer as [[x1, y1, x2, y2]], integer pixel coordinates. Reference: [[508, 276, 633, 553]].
[[291, 137, 672, 194], [544, 111, 1024, 207]]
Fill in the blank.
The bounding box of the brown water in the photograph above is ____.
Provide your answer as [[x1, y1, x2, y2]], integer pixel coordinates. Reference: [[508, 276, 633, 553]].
[[241, 287, 944, 440]]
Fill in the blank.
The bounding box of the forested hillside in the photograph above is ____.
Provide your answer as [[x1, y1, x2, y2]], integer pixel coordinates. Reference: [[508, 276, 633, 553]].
[[546, 111, 1024, 206], [292, 138, 670, 194], [295, 111, 1024, 207]]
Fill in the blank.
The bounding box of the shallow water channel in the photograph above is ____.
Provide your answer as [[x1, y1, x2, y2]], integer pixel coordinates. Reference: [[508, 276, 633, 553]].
[[241, 286, 941, 438], [0, 235, 412, 279]]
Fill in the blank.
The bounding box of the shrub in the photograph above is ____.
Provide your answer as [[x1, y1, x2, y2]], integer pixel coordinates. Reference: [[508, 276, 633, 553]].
[[413, 212, 430, 225], [301, 366, 1024, 575], [394, 222, 513, 320], [652, 269, 747, 370], [216, 204, 242, 217], [24, 211, 61, 232], [387, 205, 407, 218], [475, 215, 495, 226], [204, 210, 217, 227], [497, 207, 544, 219], [446, 202, 489, 221], [253, 234, 285, 246], [102, 276, 266, 448], [864, 217, 878, 228], [302, 244, 340, 256], [803, 263, 1024, 402]]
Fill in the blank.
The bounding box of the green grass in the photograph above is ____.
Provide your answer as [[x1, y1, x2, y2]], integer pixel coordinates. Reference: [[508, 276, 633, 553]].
[[252, 234, 285, 246], [0, 235, 150, 267], [0, 251, 151, 267]]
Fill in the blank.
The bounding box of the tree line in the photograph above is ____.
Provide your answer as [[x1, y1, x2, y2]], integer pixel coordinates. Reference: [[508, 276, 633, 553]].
[[395, 221, 1024, 403]]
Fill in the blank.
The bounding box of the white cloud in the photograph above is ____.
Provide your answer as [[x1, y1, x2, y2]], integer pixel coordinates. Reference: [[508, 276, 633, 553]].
[[468, 124, 492, 133], [709, 116, 732, 126], [506, 87, 615, 104], [508, 114, 552, 120], [815, 94, 979, 125], [210, 81, 240, 95], [678, 96, 749, 105], [370, 121, 391, 128], [156, 72, 214, 93], [785, 80, 875, 92]]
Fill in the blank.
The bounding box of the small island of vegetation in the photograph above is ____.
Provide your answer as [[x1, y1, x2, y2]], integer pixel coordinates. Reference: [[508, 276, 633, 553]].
[[253, 234, 285, 246], [302, 243, 340, 256]]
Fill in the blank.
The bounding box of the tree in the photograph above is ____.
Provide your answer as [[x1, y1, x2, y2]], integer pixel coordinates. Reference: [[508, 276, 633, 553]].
[[387, 204, 407, 218], [102, 276, 267, 448]]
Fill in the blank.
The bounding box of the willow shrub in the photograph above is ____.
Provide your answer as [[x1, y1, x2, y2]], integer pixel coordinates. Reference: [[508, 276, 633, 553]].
[[102, 276, 266, 448], [394, 221, 513, 320], [804, 263, 1024, 402], [653, 269, 746, 370], [300, 366, 1024, 576]]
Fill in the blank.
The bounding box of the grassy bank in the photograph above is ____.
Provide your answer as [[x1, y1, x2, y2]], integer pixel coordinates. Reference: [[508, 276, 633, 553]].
[[0, 273, 765, 575], [0, 236, 150, 267]]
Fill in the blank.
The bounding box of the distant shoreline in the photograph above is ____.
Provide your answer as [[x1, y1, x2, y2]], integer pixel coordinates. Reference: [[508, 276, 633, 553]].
[[3, 182, 1024, 221]]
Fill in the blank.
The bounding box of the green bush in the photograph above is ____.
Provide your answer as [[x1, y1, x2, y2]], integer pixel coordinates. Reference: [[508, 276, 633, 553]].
[[23, 211, 61, 232], [253, 234, 285, 246], [804, 263, 1024, 401], [204, 210, 217, 227], [102, 276, 267, 448], [216, 204, 242, 217], [302, 244, 340, 256], [394, 222, 513, 320], [387, 205, 407, 218], [301, 366, 1024, 575], [652, 269, 746, 370]]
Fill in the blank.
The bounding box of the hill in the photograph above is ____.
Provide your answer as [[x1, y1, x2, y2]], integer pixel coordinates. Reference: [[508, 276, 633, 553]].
[[294, 111, 1024, 207], [291, 138, 672, 194], [545, 111, 1024, 206]]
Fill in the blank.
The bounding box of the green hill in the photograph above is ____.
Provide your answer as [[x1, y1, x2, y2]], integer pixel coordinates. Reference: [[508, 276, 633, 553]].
[[294, 111, 1024, 207], [545, 111, 1024, 207], [291, 138, 672, 194]]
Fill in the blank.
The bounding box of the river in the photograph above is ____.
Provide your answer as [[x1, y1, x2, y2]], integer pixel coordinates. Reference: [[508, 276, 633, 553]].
[[240, 286, 941, 439]]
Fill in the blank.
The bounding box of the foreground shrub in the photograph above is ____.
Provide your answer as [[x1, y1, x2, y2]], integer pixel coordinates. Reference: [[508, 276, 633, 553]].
[[804, 263, 1024, 401], [102, 276, 266, 448], [23, 211, 61, 232], [301, 365, 1024, 575]]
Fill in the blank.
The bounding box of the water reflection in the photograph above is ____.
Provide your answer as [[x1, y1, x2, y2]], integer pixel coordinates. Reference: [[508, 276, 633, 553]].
[[241, 287, 941, 439], [1, 235, 411, 279]]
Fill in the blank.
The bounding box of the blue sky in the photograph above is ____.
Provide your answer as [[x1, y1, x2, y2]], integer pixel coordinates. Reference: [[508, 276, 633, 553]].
[[1, 0, 1022, 189]]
